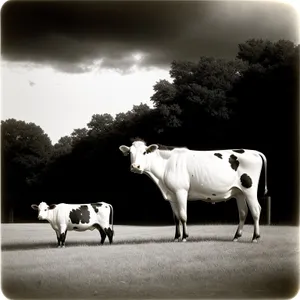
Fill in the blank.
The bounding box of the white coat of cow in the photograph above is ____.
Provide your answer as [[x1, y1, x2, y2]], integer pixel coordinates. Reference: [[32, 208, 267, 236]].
[[119, 140, 268, 243], [31, 202, 114, 247]]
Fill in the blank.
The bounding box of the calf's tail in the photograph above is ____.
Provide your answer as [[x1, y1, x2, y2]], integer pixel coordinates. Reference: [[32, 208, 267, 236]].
[[258, 152, 268, 195], [108, 204, 114, 235]]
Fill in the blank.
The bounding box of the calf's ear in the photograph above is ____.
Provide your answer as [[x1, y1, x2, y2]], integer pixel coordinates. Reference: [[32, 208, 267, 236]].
[[119, 145, 130, 156], [48, 204, 56, 210], [146, 144, 158, 153], [31, 204, 39, 210]]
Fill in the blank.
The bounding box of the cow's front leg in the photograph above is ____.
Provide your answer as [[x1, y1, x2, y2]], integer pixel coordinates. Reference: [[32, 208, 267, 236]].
[[175, 190, 189, 242], [55, 230, 61, 247], [169, 201, 181, 241], [59, 225, 67, 248]]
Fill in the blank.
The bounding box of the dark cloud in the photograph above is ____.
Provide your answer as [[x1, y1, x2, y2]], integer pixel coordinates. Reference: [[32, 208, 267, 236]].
[[1, 1, 298, 73]]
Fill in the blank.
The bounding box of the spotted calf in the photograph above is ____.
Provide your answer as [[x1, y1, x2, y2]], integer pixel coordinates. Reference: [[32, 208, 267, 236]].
[[31, 202, 114, 247]]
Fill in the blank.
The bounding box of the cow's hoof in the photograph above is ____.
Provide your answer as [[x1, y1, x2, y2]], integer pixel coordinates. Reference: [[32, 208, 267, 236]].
[[233, 238, 238, 242], [174, 238, 180, 242], [182, 238, 187, 242], [252, 234, 260, 243]]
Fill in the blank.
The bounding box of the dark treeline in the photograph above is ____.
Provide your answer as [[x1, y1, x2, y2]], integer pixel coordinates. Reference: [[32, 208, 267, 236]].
[[1, 39, 299, 225]]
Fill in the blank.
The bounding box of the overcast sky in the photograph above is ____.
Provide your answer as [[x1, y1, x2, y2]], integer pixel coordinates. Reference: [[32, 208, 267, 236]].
[[1, 0, 299, 143]]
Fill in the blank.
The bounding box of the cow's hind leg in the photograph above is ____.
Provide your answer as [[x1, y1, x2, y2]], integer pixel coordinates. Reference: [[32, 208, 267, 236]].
[[233, 194, 248, 242], [175, 190, 189, 242], [105, 228, 114, 244], [61, 230, 67, 247], [94, 224, 107, 244], [169, 201, 181, 242], [245, 192, 261, 242], [99, 227, 107, 244]]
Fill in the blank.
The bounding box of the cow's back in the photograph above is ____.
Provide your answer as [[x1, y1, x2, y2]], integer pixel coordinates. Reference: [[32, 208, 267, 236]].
[[162, 149, 263, 197], [50, 203, 99, 231]]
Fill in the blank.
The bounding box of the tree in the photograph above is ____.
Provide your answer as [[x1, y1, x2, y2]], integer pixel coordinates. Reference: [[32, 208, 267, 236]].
[[1, 119, 53, 222], [71, 128, 88, 144], [150, 57, 249, 146], [151, 80, 177, 108], [53, 136, 73, 157], [113, 103, 153, 137], [237, 39, 298, 68], [87, 113, 114, 135], [170, 58, 248, 120]]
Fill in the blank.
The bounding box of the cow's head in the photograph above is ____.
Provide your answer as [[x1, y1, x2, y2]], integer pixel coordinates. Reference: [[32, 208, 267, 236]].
[[119, 140, 158, 174], [31, 202, 56, 220]]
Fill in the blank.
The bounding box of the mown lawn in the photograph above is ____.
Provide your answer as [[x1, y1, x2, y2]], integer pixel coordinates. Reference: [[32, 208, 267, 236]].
[[1, 224, 299, 299]]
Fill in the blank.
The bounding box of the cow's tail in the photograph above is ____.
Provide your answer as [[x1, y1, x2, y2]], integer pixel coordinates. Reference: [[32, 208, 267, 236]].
[[108, 204, 114, 236], [258, 152, 268, 195]]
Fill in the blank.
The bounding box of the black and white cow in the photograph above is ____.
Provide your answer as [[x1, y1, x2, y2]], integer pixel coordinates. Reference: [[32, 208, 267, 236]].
[[31, 202, 114, 247], [119, 140, 268, 243]]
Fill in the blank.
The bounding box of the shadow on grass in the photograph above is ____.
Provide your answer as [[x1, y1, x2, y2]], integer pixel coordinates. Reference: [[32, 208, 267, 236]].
[[1, 235, 251, 251]]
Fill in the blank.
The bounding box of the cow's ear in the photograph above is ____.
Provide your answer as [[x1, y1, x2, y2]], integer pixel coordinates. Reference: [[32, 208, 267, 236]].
[[48, 204, 56, 210], [147, 144, 158, 153], [31, 204, 39, 210], [119, 145, 130, 156]]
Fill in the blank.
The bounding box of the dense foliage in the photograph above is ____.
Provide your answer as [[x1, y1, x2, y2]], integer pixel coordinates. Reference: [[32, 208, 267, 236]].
[[2, 39, 298, 224]]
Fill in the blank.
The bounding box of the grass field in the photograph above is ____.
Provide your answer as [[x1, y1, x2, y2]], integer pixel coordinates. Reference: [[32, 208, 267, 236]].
[[1, 224, 299, 299]]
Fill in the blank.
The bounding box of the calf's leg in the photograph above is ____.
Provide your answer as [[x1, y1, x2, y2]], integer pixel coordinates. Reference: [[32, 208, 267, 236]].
[[59, 224, 67, 248], [60, 230, 67, 247], [105, 228, 114, 244], [55, 230, 61, 247], [93, 224, 107, 245]]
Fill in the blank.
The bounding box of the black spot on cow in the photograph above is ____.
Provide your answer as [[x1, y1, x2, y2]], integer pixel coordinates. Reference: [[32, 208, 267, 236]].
[[240, 173, 252, 188], [214, 153, 222, 159], [98, 203, 103, 207], [229, 154, 239, 171], [233, 149, 245, 154], [69, 205, 90, 224], [91, 204, 99, 213], [212, 194, 216, 196], [73, 226, 78, 230]]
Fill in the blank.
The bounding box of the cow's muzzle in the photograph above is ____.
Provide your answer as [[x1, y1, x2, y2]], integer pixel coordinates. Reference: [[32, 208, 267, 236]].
[[130, 164, 143, 174]]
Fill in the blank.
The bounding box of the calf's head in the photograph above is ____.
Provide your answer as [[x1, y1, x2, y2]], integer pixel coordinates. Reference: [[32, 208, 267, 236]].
[[31, 202, 56, 220], [119, 140, 158, 174]]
